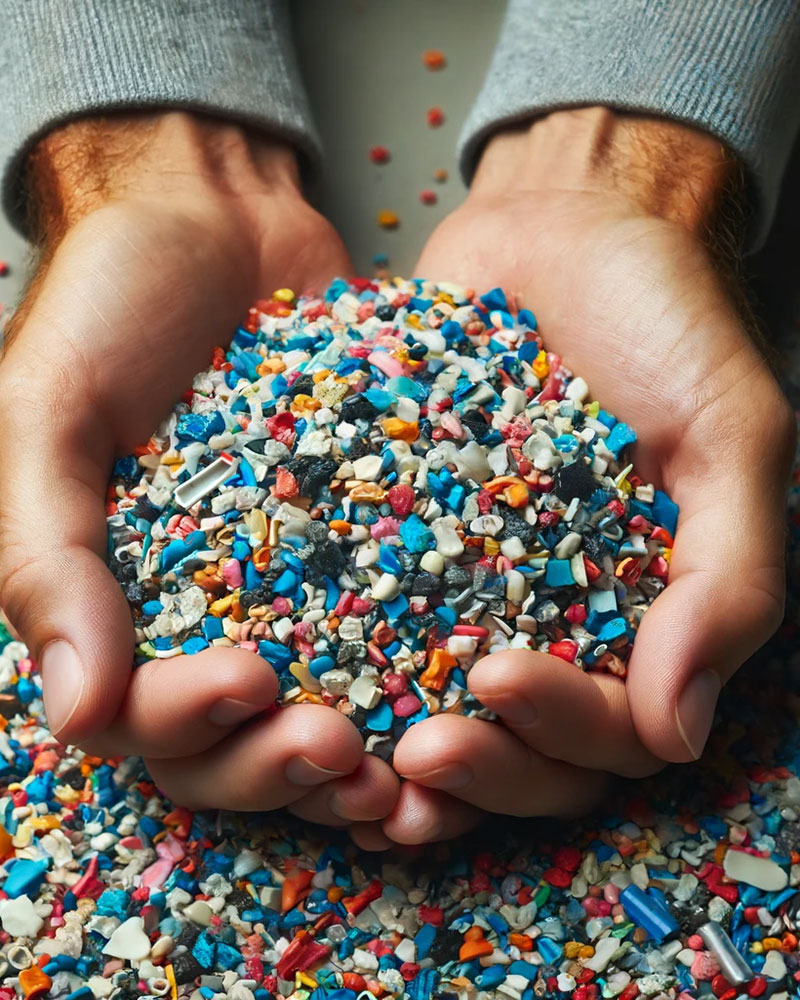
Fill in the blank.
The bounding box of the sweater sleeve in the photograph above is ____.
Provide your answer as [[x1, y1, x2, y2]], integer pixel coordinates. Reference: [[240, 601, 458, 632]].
[[0, 0, 319, 237], [459, 0, 800, 249]]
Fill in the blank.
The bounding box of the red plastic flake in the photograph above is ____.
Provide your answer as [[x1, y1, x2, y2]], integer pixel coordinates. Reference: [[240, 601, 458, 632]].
[[553, 846, 582, 871], [0, 261, 8, 276], [543, 866, 572, 888], [549, 639, 579, 663], [422, 49, 446, 70], [419, 189, 437, 205], [369, 145, 390, 164], [427, 107, 445, 128]]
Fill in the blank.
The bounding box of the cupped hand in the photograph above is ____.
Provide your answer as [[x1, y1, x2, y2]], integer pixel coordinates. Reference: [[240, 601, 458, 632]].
[[0, 112, 399, 826], [352, 109, 796, 849]]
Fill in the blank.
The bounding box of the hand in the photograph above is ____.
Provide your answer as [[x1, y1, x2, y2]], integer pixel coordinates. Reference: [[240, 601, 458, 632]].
[[0, 112, 399, 826], [351, 108, 796, 849]]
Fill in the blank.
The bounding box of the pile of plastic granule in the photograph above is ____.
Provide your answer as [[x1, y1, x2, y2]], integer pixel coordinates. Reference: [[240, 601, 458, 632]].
[[106, 278, 678, 757], [0, 422, 798, 1000]]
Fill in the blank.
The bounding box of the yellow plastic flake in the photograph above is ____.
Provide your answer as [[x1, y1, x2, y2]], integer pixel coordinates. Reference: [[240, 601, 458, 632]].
[[296, 972, 318, 989], [164, 963, 178, 1000], [28, 815, 61, 832], [208, 595, 234, 617], [662, 548, 672, 565], [244, 509, 268, 543], [532, 350, 549, 379], [272, 288, 296, 303], [586, 400, 600, 418]]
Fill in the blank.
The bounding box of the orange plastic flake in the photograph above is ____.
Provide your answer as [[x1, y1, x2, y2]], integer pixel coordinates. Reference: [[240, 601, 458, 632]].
[[329, 520, 352, 535], [422, 49, 446, 70], [0, 823, 13, 860], [419, 648, 458, 691], [382, 418, 419, 442], [509, 933, 534, 952], [19, 967, 52, 999], [482, 476, 530, 508], [281, 867, 314, 912], [459, 927, 493, 962], [377, 210, 399, 229]]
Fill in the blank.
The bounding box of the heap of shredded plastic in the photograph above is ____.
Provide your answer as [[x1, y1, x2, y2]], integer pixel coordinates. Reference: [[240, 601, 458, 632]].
[[0, 418, 797, 1000], [106, 279, 678, 754]]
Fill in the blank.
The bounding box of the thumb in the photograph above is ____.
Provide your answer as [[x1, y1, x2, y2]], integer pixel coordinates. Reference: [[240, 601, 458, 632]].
[[0, 367, 134, 744], [626, 421, 793, 762]]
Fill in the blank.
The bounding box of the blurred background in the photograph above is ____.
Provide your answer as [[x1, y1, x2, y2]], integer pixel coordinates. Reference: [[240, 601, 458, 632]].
[[1, 0, 797, 402]]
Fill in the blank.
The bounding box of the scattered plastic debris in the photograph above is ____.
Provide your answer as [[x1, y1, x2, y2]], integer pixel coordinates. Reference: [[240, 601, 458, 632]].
[[419, 189, 437, 206], [426, 108, 445, 128], [432, 168, 448, 184], [422, 49, 446, 71], [369, 146, 390, 165], [376, 211, 400, 230]]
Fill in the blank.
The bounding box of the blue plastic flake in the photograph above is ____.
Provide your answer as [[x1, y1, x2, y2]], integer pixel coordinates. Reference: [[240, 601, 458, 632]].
[[545, 558, 576, 588], [365, 701, 394, 731], [620, 885, 679, 942], [606, 421, 637, 458], [2, 858, 50, 898], [652, 488, 680, 536], [399, 514, 436, 553]]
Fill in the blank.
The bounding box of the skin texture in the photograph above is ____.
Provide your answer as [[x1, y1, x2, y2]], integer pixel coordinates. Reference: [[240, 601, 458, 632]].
[[0, 111, 400, 826], [0, 107, 793, 846], [349, 108, 796, 849]]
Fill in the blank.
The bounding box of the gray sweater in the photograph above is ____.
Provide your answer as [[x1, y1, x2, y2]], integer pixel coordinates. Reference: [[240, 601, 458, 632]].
[[1, 0, 799, 248]]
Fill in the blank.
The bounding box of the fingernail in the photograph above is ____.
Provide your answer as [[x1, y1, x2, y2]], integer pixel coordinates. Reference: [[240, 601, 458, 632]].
[[480, 693, 538, 726], [676, 668, 721, 759], [40, 640, 84, 736], [285, 755, 350, 786], [207, 698, 263, 727], [404, 762, 473, 790]]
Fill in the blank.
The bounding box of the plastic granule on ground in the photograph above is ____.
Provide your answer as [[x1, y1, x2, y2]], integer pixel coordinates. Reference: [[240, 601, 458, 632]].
[[432, 169, 448, 184], [369, 147, 390, 165], [105, 278, 676, 759], [419, 190, 437, 206], [0, 413, 798, 999]]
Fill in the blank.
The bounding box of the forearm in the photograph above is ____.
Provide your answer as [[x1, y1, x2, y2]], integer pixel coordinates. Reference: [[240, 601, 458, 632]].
[[462, 0, 800, 249], [471, 108, 739, 236], [27, 112, 301, 246], [0, 0, 319, 237]]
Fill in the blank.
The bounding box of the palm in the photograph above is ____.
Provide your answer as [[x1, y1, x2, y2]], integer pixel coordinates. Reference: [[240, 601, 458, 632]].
[[416, 190, 792, 755]]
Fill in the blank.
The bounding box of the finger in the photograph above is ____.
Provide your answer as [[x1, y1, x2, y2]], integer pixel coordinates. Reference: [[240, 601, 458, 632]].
[[467, 650, 662, 778], [380, 783, 482, 845], [393, 714, 606, 817], [0, 380, 134, 745], [627, 411, 794, 762], [350, 822, 396, 852], [287, 755, 401, 826], [77, 648, 278, 758], [145, 703, 363, 811]]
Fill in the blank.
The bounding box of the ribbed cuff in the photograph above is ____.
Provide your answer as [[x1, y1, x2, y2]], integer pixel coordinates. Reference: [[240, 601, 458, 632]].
[[459, 0, 800, 250], [0, 0, 321, 237]]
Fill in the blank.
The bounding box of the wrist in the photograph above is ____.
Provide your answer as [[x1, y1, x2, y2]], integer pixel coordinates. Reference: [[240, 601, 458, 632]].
[[26, 111, 303, 246], [471, 107, 738, 235]]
